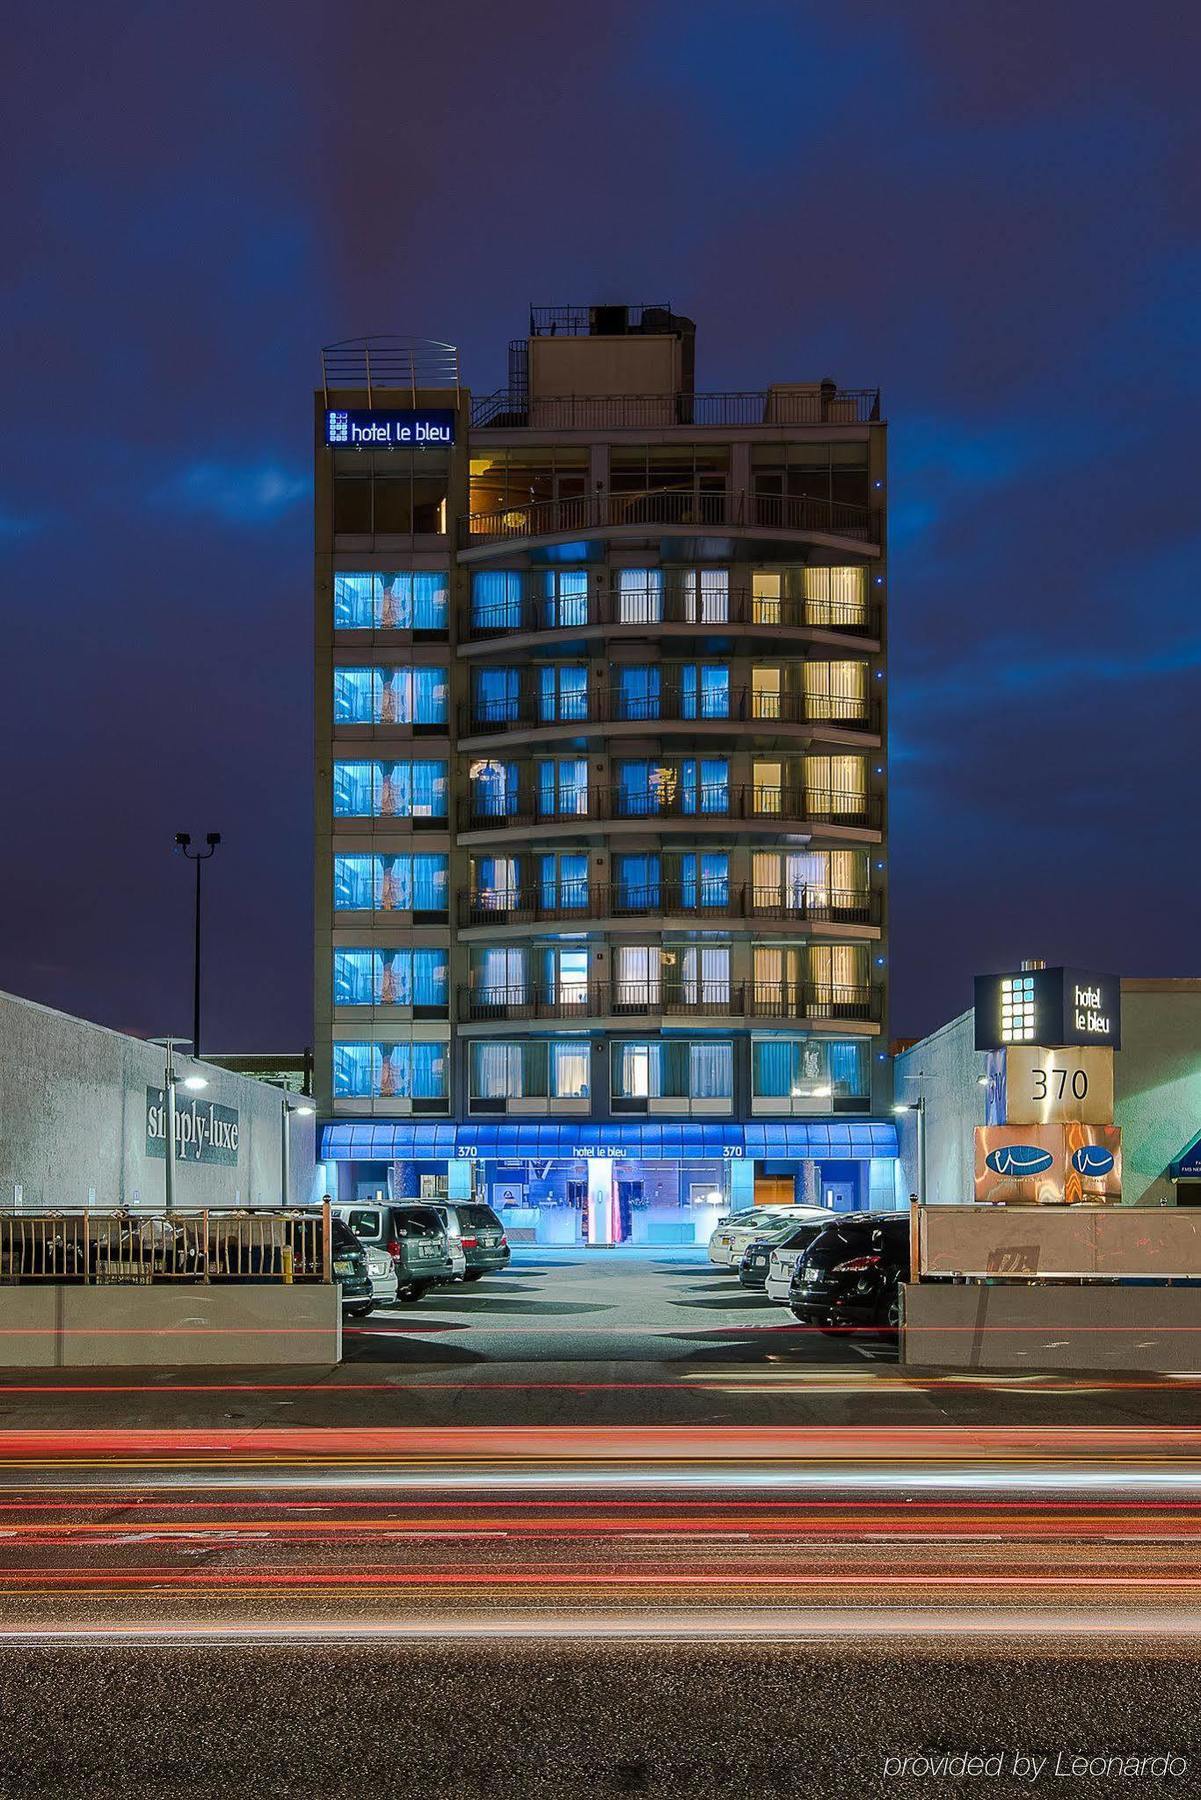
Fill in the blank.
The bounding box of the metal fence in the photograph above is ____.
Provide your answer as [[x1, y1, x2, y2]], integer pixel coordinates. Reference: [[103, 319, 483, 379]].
[[0, 1207, 332, 1285]]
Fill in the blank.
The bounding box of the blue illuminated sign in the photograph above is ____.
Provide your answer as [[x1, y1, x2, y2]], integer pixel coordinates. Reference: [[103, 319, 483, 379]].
[[984, 1145, 1055, 1177], [1071, 1145, 1115, 1177], [320, 1120, 900, 1163], [326, 408, 455, 449]]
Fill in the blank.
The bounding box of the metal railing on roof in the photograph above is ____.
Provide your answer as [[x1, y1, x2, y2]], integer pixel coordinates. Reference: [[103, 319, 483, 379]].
[[0, 1208, 332, 1284], [461, 487, 878, 545], [470, 387, 881, 429], [322, 337, 460, 405]]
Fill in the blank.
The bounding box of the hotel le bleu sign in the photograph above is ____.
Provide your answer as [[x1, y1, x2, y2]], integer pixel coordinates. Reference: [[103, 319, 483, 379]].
[[145, 1089, 241, 1167], [325, 408, 455, 448]]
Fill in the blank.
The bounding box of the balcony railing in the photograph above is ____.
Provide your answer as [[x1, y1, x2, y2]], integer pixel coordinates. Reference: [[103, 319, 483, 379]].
[[461, 488, 878, 546], [470, 389, 882, 429], [458, 981, 882, 1024], [461, 586, 879, 641], [458, 883, 880, 929], [462, 784, 882, 833], [460, 687, 879, 737]]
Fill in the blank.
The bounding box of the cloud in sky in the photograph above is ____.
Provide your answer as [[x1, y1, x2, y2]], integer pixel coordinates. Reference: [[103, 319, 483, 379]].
[[157, 461, 311, 525]]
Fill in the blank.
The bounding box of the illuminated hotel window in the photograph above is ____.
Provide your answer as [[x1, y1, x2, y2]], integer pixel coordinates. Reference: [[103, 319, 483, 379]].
[[332, 760, 447, 819], [469, 1040, 591, 1102], [752, 1039, 867, 1101], [333, 667, 448, 727], [610, 1040, 733, 1101], [333, 853, 448, 913], [1001, 974, 1037, 1042], [333, 572, 448, 631], [333, 949, 448, 1011], [332, 1041, 448, 1102]]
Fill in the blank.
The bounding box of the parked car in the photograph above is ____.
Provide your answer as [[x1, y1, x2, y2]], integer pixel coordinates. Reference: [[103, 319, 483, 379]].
[[788, 1212, 910, 1335], [710, 1206, 833, 1270], [331, 1216, 373, 1318], [364, 1244, 398, 1307], [427, 1202, 511, 1281], [741, 1220, 832, 1295], [333, 1203, 456, 1301]]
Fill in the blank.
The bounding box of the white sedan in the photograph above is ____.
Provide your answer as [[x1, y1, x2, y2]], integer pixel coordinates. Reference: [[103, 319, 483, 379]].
[[764, 1220, 834, 1303], [708, 1206, 832, 1269], [364, 1245, 398, 1306]]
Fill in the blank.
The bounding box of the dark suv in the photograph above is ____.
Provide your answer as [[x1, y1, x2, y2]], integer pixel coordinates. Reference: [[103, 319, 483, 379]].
[[334, 1204, 456, 1301], [788, 1212, 909, 1336], [432, 1202, 511, 1281], [331, 1217, 373, 1318]]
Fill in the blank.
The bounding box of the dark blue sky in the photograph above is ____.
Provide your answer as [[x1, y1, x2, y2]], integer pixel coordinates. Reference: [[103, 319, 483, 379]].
[[3, 1, 1199, 1048]]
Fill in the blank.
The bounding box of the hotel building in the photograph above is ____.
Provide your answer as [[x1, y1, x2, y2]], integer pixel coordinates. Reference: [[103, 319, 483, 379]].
[[314, 307, 899, 1241]]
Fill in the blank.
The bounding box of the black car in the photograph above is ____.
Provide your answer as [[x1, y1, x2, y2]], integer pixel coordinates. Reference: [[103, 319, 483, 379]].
[[331, 1217, 374, 1318], [738, 1220, 830, 1290], [788, 1212, 909, 1335]]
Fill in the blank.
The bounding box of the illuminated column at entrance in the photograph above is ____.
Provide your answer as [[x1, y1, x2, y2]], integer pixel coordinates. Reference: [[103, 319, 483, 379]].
[[587, 1158, 616, 1246]]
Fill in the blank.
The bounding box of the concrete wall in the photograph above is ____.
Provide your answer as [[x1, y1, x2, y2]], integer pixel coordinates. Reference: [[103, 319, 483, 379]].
[[893, 1011, 986, 1205], [903, 1282, 1201, 1372], [0, 1285, 340, 1367], [0, 989, 316, 1212]]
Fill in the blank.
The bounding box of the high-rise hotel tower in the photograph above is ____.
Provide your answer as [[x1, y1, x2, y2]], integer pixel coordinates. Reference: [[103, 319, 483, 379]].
[[314, 307, 897, 1241]]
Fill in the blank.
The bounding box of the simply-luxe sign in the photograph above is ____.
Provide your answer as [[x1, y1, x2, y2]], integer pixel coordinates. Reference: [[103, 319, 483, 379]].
[[145, 1089, 240, 1166], [325, 408, 455, 448]]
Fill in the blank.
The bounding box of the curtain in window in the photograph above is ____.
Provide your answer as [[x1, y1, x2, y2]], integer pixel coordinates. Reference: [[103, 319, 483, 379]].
[[472, 571, 522, 630], [412, 855, 448, 912], [753, 1039, 796, 1097], [412, 573, 449, 631], [333, 669, 374, 724], [678, 851, 728, 908], [829, 1041, 866, 1097], [412, 666, 447, 724], [540, 853, 588, 909], [680, 946, 729, 1005], [804, 754, 865, 815], [541, 666, 588, 722], [410, 1043, 446, 1099], [810, 943, 867, 996], [751, 570, 781, 626], [334, 856, 374, 910], [519, 1041, 550, 1097], [617, 853, 659, 909], [683, 569, 728, 623], [334, 575, 374, 630], [552, 1041, 590, 1098], [560, 759, 588, 815], [376, 951, 408, 1006], [473, 1041, 517, 1098], [547, 948, 588, 1004], [803, 661, 866, 721], [377, 855, 410, 910], [408, 761, 447, 817], [478, 855, 518, 906], [333, 762, 374, 817], [681, 758, 728, 814], [550, 569, 588, 628], [680, 665, 729, 720], [690, 1041, 732, 1098], [618, 568, 662, 624], [617, 762, 653, 816], [661, 1040, 689, 1097], [616, 946, 658, 1007], [476, 667, 519, 725], [804, 565, 866, 626], [412, 950, 447, 1008], [751, 667, 782, 722], [472, 760, 517, 818], [618, 666, 660, 721], [615, 1042, 654, 1098], [478, 947, 525, 1000]]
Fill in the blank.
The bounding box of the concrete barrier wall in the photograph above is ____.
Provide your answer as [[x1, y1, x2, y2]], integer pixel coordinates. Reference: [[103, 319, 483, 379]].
[[918, 1204, 1201, 1279], [0, 1286, 342, 1367], [903, 1282, 1201, 1372]]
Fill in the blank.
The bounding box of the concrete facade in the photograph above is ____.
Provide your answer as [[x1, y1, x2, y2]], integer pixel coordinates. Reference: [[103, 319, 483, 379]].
[[894, 979, 1201, 1207], [0, 989, 316, 1213], [903, 1282, 1201, 1372]]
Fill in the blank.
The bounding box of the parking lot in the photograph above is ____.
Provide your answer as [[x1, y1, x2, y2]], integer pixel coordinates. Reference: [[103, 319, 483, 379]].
[[344, 1244, 895, 1366]]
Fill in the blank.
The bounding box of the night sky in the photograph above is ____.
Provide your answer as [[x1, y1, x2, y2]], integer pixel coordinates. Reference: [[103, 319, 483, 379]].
[[3, 2, 1199, 1052]]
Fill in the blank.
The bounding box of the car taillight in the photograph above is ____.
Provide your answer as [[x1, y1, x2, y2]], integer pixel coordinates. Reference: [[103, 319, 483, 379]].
[[387, 1238, 402, 1257], [460, 1235, 478, 1249], [832, 1254, 882, 1274]]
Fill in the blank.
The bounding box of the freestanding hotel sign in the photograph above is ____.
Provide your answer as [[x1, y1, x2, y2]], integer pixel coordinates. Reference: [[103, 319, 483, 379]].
[[973, 967, 1122, 1203], [324, 409, 455, 448]]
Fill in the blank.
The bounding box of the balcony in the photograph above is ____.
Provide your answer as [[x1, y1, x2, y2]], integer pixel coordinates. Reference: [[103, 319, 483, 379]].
[[459, 687, 880, 742], [458, 883, 881, 931], [470, 388, 882, 430], [460, 586, 880, 644], [459, 488, 879, 552], [461, 784, 883, 836], [457, 981, 882, 1025]]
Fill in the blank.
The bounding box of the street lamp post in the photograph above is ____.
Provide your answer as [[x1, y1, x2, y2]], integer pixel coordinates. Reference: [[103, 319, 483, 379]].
[[175, 832, 221, 1058], [893, 1093, 927, 1206], [149, 1037, 208, 1215]]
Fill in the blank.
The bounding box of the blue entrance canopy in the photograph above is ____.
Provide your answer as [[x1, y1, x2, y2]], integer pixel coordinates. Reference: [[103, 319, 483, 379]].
[[319, 1119, 899, 1162]]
